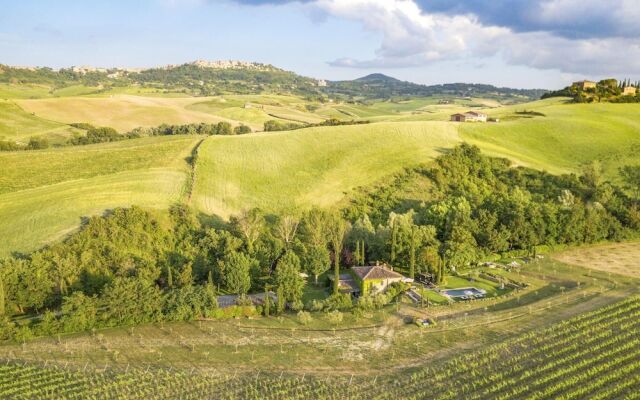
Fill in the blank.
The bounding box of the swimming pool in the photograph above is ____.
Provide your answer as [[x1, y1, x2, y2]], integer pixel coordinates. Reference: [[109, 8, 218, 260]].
[[442, 287, 487, 299]]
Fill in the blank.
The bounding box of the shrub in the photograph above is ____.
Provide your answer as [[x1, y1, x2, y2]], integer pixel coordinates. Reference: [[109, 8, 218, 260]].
[[323, 293, 353, 311], [326, 310, 343, 326], [297, 310, 312, 326], [233, 124, 252, 135]]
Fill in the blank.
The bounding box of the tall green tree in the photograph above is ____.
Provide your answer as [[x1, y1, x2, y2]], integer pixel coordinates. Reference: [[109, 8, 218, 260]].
[[620, 165, 640, 202], [275, 251, 305, 304], [222, 252, 253, 296], [327, 213, 348, 295], [304, 245, 331, 285]]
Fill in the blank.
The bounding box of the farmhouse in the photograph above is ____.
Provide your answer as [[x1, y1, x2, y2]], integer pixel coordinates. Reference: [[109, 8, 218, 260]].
[[450, 111, 488, 122], [572, 80, 597, 90], [623, 86, 637, 96], [350, 263, 405, 296]]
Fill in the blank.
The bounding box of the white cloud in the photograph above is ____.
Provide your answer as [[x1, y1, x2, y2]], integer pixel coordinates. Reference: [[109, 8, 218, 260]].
[[309, 0, 640, 76]]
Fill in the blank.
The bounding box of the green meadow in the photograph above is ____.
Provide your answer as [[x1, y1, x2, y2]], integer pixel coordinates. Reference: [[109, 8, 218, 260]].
[[0, 136, 199, 256], [192, 121, 460, 217], [0, 100, 81, 144], [461, 98, 640, 180]]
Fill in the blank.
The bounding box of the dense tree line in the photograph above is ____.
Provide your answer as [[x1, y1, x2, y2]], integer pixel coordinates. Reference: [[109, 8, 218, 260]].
[[346, 144, 640, 270], [263, 118, 370, 132]]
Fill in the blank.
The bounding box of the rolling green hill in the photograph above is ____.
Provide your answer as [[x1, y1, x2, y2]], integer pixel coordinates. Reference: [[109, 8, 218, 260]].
[[0, 100, 81, 144], [460, 98, 640, 180], [192, 121, 460, 217], [0, 136, 199, 256]]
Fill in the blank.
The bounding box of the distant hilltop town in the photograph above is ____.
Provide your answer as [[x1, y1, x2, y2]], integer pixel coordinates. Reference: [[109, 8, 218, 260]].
[[183, 60, 278, 71], [6, 60, 283, 75]]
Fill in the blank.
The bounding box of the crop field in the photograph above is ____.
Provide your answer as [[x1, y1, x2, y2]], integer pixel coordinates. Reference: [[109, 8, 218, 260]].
[[1, 293, 638, 399], [553, 241, 640, 279], [0, 136, 199, 256], [192, 121, 460, 216], [15, 95, 237, 132]]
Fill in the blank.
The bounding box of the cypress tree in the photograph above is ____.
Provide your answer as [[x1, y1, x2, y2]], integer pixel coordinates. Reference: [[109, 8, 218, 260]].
[[390, 220, 398, 266], [0, 277, 5, 317], [167, 266, 173, 288], [409, 226, 417, 280], [355, 241, 361, 265], [276, 286, 285, 314], [264, 285, 271, 317]]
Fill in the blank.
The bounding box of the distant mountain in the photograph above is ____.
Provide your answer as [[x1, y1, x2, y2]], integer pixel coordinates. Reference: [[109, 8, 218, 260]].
[[355, 73, 401, 83], [327, 74, 547, 102], [0, 61, 546, 102]]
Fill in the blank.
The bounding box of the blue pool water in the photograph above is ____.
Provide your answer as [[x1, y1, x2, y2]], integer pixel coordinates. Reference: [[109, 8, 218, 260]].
[[442, 287, 486, 298]]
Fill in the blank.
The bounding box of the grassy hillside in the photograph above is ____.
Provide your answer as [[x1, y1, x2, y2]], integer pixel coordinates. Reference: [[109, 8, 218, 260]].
[[0, 136, 199, 256], [0, 100, 81, 144], [15, 95, 238, 132], [461, 98, 640, 180], [192, 121, 460, 217]]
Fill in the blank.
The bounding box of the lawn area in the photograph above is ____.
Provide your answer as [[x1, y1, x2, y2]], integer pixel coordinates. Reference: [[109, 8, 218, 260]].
[[192, 121, 460, 217], [416, 288, 450, 305], [440, 274, 511, 298]]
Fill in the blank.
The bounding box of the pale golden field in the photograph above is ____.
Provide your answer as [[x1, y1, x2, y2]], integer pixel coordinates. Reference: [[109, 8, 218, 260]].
[[553, 241, 640, 278]]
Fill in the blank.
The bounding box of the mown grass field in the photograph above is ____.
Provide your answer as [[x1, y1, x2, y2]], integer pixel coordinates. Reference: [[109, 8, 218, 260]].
[[553, 241, 640, 279], [0, 136, 199, 256], [192, 121, 460, 217]]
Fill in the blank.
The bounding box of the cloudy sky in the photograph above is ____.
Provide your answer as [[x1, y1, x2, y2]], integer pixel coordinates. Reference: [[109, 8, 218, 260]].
[[1, 0, 638, 89]]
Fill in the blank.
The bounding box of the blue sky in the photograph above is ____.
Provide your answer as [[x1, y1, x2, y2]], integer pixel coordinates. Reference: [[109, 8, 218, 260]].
[[1, 0, 638, 89]]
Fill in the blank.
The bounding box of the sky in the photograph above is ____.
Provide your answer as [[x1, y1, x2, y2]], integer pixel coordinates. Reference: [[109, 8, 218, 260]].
[[1, 0, 638, 89]]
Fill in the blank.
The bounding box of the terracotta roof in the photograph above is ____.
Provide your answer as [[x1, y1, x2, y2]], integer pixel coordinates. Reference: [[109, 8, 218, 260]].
[[465, 111, 486, 116], [351, 265, 404, 281]]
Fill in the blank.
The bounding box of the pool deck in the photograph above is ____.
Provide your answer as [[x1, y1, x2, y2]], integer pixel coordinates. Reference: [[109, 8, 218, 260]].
[[441, 287, 487, 300]]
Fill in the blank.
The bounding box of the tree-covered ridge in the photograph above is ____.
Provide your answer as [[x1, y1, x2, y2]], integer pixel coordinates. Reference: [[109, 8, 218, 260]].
[[346, 144, 639, 264], [326, 75, 548, 102]]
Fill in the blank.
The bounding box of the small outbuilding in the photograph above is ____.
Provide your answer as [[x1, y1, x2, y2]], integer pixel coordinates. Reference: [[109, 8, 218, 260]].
[[450, 111, 488, 123], [623, 86, 637, 96]]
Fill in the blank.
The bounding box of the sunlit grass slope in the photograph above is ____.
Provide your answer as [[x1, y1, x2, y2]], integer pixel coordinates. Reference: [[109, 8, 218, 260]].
[[0, 136, 199, 256], [192, 121, 460, 217], [15, 95, 236, 132], [461, 98, 640, 179], [0, 100, 81, 143]]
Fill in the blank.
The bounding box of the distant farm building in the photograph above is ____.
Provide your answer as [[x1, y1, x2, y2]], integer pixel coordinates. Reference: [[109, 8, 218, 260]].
[[623, 86, 637, 96], [450, 111, 488, 123], [317, 79, 327, 87], [572, 80, 597, 90], [351, 264, 405, 296]]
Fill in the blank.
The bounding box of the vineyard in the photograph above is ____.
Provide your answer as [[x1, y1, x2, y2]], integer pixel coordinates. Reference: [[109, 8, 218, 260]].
[[1, 296, 638, 399]]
